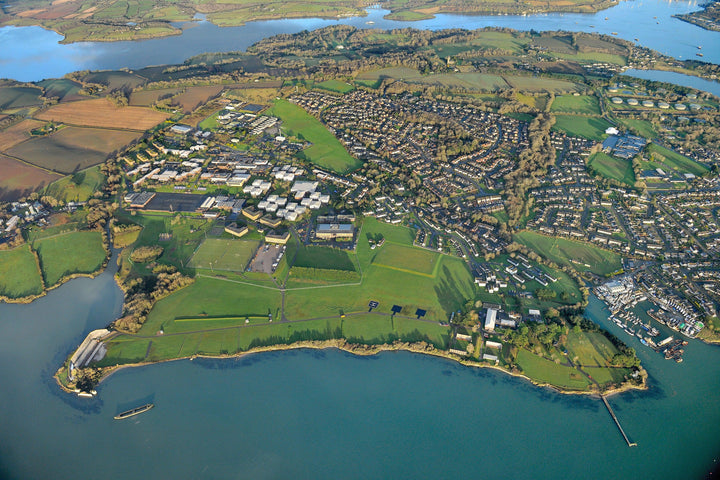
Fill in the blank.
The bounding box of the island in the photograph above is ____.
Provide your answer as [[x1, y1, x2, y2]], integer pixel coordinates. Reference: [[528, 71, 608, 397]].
[[1, 27, 719, 398]]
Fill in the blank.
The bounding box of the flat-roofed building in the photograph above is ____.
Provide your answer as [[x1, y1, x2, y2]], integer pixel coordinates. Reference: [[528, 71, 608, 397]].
[[316, 223, 354, 240], [484, 308, 497, 332]]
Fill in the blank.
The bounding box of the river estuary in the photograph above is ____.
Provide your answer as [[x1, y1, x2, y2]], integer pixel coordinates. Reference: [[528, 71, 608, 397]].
[[1, 1, 720, 477], [0, 254, 719, 478], [1, 0, 720, 81]]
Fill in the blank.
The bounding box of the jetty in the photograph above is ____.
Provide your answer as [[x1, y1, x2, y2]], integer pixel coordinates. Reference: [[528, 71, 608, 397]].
[[601, 395, 637, 447]]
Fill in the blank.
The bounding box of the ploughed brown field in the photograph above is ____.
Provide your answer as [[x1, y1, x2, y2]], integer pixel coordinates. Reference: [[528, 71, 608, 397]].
[[0, 154, 61, 201], [171, 85, 224, 113], [0, 119, 45, 151], [35, 98, 169, 130], [6, 126, 140, 174]]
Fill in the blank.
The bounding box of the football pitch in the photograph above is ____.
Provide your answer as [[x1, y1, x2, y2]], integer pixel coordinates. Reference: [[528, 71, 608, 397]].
[[188, 238, 260, 272]]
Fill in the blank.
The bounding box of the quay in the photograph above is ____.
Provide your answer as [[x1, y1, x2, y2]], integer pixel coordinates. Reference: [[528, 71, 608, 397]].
[[601, 395, 637, 447]]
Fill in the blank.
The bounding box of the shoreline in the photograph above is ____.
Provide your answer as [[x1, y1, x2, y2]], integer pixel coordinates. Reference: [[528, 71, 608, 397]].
[[55, 338, 647, 398]]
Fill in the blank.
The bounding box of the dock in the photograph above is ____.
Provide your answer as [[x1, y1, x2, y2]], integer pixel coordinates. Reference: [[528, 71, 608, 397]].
[[601, 396, 637, 447]]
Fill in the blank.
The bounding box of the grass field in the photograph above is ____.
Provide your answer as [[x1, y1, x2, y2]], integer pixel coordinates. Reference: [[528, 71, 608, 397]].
[[315, 79, 354, 94], [43, 165, 106, 202], [552, 115, 612, 140], [514, 231, 622, 276], [516, 349, 590, 390], [0, 245, 44, 298], [0, 86, 43, 110], [188, 238, 260, 272], [81, 71, 146, 90], [0, 154, 62, 201], [33, 231, 106, 286], [292, 245, 356, 271], [35, 98, 169, 131], [588, 152, 635, 186], [550, 95, 601, 115], [129, 87, 184, 106], [371, 243, 439, 276], [616, 118, 657, 139], [565, 331, 619, 367], [6, 127, 139, 173], [266, 99, 360, 173], [646, 143, 709, 176], [36, 79, 83, 103]]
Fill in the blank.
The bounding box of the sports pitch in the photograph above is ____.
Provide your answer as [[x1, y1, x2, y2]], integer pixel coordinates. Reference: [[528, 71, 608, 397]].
[[188, 238, 260, 272], [371, 243, 440, 276]]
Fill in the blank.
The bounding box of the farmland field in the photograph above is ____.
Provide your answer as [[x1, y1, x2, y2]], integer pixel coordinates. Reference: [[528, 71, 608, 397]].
[[371, 243, 439, 276], [516, 349, 590, 390], [552, 115, 612, 140], [188, 238, 260, 272], [171, 85, 224, 113], [588, 152, 635, 186], [35, 98, 169, 130], [0, 119, 45, 151], [33, 231, 107, 287], [36, 79, 83, 103], [81, 71, 146, 90], [6, 127, 140, 173], [129, 87, 183, 106], [550, 95, 601, 115], [0, 245, 44, 298], [0, 154, 61, 201], [0, 86, 43, 110], [267, 98, 360, 173], [514, 231, 622, 276], [505, 76, 580, 93]]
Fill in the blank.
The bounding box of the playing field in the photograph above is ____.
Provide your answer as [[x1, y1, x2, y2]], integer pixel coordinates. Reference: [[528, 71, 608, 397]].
[[188, 238, 260, 272], [33, 231, 107, 286], [293, 245, 356, 271], [516, 349, 590, 390], [372, 243, 439, 276], [266, 99, 360, 173], [315, 80, 354, 94], [588, 152, 635, 186], [514, 231, 622, 276], [0, 154, 61, 201], [0, 245, 44, 298], [35, 98, 169, 131], [550, 95, 601, 115], [552, 115, 612, 140], [6, 127, 140, 173]]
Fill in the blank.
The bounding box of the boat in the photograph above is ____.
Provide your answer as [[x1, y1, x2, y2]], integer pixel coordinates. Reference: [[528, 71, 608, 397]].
[[114, 403, 154, 420], [696, 53, 703, 57]]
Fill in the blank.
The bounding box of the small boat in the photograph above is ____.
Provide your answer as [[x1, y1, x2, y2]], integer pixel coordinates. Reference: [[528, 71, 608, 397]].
[[696, 53, 703, 57], [612, 32, 618, 35], [114, 403, 154, 420]]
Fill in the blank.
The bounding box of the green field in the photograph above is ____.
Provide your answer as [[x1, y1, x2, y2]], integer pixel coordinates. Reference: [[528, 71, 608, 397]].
[[516, 349, 590, 390], [588, 152, 635, 186], [646, 143, 709, 177], [266, 98, 361, 173], [514, 231, 622, 276], [292, 245, 356, 271], [0, 245, 44, 298], [552, 115, 612, 140], [188, 238, 260, 272], [371, 242, 439, 276], [550, 95, 601, 115], [33, 231, 107, 286], [565, 330, 619, 366], [616, 118, 657, 139], [315, 79, 354, 94], [0, 86, 43, 110], [44, 166, 106, 203], [36, 79, 82, 102]]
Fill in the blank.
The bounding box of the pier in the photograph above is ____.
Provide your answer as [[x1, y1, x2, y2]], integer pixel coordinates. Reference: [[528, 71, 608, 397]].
[[601, 395, 637, 447]]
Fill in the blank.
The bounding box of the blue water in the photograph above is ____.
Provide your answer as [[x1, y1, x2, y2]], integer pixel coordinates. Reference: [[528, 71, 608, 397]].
[[0, 0, 719, 82], [623, 68, 720, 98], [0, 256, 719, 479]]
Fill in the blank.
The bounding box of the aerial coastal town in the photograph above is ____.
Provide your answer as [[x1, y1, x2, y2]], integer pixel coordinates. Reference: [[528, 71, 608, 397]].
[[0, 27, 719, 400]]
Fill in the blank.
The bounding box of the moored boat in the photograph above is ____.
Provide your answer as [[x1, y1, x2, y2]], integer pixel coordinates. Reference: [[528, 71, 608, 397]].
[[114, 403, 154, 420]]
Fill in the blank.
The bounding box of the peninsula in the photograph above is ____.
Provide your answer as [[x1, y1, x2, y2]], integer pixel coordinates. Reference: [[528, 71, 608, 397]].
[[1, 27, 718, 397]]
